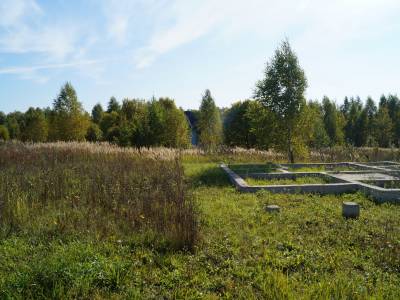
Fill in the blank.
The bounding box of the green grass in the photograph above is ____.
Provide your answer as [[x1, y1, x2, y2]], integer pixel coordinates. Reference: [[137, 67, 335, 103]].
[[245, 176, 332, 186], [383, 181, 400, 189], [229, 163, 281, 174], [288, 166, 357, 172], [1, 161, 399, 298]]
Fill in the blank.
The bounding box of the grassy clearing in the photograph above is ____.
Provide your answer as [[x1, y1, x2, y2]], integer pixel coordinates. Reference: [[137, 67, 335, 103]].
[[245, 176, 331, 186], [0, 146, 399, 298], [229, 163, 281, 174]]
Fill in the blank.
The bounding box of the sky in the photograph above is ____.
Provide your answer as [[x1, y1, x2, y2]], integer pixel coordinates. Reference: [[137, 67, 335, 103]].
[[0, 0, 400, 113]]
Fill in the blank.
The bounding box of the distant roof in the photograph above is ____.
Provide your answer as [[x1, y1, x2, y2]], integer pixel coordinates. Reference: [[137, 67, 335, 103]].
[[184, 111, 198, 128]]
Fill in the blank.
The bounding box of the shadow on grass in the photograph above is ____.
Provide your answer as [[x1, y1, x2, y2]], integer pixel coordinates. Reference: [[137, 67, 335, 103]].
[[188, 166, 232, 188]]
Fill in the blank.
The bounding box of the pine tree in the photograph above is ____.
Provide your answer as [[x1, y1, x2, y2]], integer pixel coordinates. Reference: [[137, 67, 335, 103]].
[[107, 97, 121, 113], [198, 90, 222, 150], [373, 107, 393, 147], [91, 103, 104, 124]]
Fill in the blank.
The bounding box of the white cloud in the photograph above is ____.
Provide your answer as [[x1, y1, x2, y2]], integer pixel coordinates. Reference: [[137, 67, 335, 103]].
[[102, 0, 162, 44], [0, 59, 103, 75], [0, 0, 89, 61], [1, 0, 400, 98], [133, 0, 400, 69], [0, 25, 82, 60], [0, 0, 41, 27]]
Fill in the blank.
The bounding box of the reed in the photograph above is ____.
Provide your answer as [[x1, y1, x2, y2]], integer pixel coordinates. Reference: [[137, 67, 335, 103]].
[[0, 142, 197, 251]]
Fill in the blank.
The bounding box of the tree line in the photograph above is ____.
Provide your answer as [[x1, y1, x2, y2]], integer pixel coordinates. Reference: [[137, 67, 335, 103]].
[[0, 82, 222, 149], [223, 40, 400, 162], [0, 40, 399, 162]]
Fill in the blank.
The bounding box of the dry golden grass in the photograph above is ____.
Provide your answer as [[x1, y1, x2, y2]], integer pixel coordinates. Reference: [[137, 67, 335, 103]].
[[0, 141, 197, 251]]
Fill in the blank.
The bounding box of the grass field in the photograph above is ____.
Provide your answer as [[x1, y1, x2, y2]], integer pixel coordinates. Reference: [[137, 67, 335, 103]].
[[0, 144, 399, 299]]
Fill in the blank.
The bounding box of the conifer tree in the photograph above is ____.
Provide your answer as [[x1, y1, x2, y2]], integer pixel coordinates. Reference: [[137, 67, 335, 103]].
[[198, 90, 222, 150]]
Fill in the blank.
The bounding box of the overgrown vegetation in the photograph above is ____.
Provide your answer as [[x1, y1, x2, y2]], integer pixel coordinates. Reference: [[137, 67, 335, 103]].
[[0, 151, 399, 298], [245, 176, 331, 186], [0, 142, 197, 252]]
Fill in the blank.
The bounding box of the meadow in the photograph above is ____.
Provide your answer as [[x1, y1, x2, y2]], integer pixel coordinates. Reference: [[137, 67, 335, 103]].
[[0, 142, 399, 299]]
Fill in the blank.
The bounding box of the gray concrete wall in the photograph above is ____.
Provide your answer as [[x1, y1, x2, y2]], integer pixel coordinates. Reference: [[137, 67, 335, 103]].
[[222, 162, 400, 204]]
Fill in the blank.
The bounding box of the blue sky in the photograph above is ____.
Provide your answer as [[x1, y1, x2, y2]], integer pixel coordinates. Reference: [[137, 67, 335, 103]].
[[1, 0, 400, 113]]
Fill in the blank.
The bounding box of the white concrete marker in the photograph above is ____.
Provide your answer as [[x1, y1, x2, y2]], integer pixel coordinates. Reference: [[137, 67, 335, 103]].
[[342, 202, 360, 218], [265, 205, 280, 213]]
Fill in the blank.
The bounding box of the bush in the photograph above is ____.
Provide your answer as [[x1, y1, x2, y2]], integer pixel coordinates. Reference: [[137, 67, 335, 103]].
[[0, 125, 9, 141], [85, 123, 103, 142]]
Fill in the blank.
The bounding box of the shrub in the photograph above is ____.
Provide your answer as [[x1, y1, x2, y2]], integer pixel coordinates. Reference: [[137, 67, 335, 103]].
[[0, 125, 9, 141]]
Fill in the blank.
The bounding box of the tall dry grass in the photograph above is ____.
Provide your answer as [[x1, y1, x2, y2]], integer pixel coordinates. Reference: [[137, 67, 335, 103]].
[[182, 145, 400, 163], [0, 142, 197, 250]]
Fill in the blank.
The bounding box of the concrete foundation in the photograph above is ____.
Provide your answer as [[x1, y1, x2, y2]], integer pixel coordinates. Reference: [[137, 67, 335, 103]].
[[221, 161, 400, 204]]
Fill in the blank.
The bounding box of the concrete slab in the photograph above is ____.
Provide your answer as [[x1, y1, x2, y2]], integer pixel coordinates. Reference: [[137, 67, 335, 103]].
[[333, 173, 398, 181]]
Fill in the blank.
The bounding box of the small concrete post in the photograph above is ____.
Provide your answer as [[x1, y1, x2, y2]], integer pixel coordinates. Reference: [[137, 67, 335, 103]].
[[342, 202, 360, 218], [265, 205, 280, 213]]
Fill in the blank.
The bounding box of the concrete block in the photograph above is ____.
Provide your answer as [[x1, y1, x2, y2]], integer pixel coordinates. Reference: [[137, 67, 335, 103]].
[[342, 202, 360, 218], [265, 205, 280, 213]]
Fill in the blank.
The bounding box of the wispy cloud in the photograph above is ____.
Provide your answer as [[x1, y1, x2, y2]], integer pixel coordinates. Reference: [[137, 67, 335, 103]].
[[0, 25, 83, 60], [0, 59, 103, 75], [0, 0, 92, 61], [0, 0, 41, 27], [133, 0, 400, 68], [1, 0, 400, 93]]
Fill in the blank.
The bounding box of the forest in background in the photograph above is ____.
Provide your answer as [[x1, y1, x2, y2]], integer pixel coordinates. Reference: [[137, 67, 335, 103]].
[[1, 40, 399, 162]]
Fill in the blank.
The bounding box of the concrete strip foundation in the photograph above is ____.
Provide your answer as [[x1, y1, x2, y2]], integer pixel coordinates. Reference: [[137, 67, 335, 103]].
[[221, 162, 400, 203]]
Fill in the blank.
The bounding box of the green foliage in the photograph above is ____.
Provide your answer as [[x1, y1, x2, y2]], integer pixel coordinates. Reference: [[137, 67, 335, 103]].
[[156, 98, 190, 148], [119, 99, 150, 147], [223, 100, 257, 148], [100, 111, 120, 142], [322, 96, 344, 145], [85, 123, 102, 142], [373, 106, 393, 147], [101, 97, 190, 148], [0, 125, 9, 141], [21, 107, 48, 142], [137, 98, 190, 148], [255, 39, 308, 162], [5, 111, 23, 140], [91, 103, 104, 124], [49, 82, 90, 141], [246, 101, 277, 150], [308, 101, 330, 149], [107, 96, 121, 113], [198, 89, 222, 150], [0, 111, 6, 125]]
